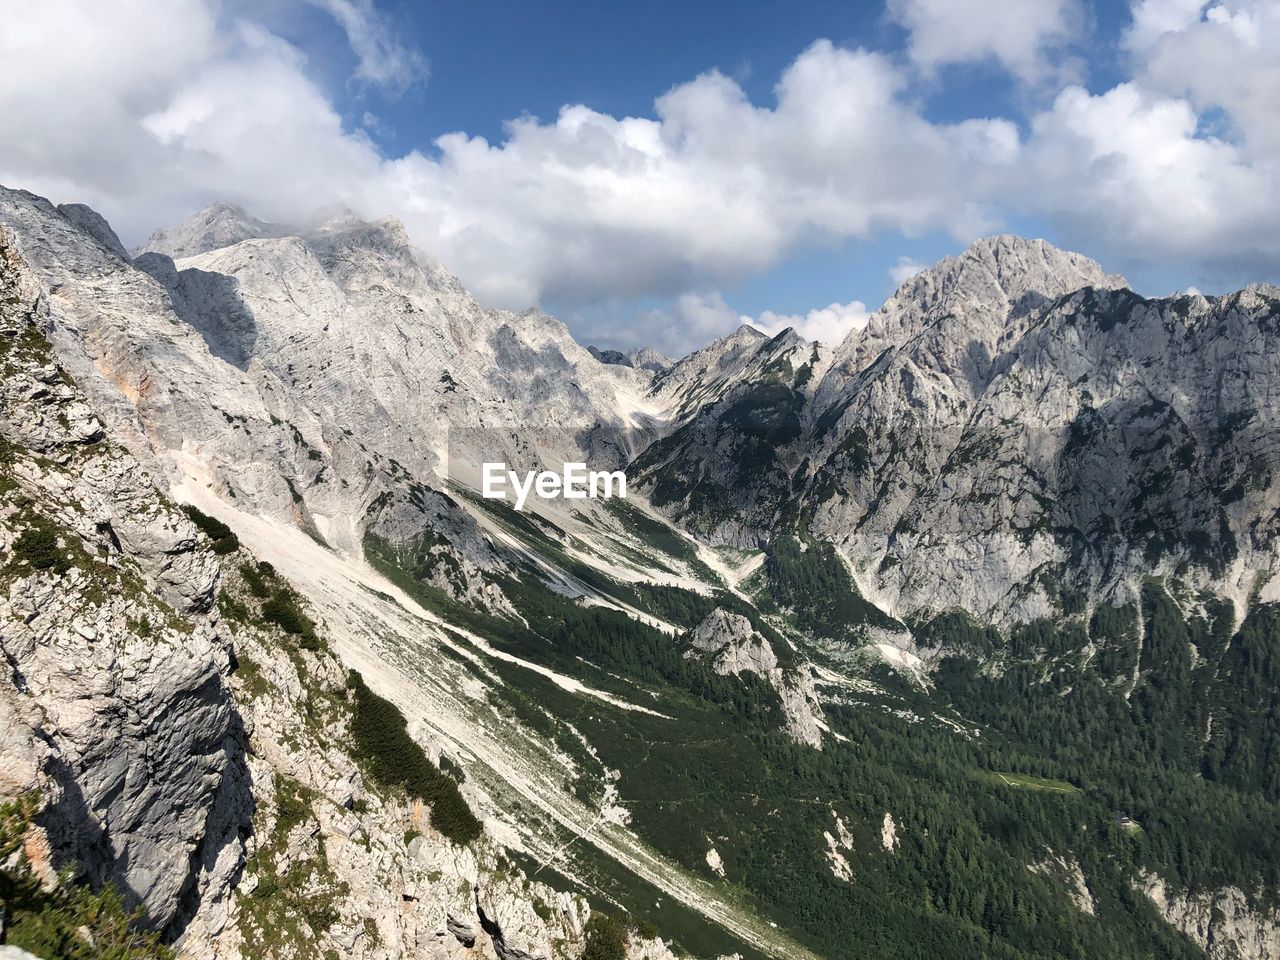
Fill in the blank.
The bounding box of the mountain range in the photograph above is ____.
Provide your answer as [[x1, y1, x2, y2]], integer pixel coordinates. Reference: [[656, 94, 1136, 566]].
[[2, 184, 1279, 960]]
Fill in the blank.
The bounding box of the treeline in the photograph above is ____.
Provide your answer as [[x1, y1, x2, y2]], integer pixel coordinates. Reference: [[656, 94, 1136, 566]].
[[765, 534, 899, 637], [347, 671, 482, 844], [932, 588, 1280, 898]]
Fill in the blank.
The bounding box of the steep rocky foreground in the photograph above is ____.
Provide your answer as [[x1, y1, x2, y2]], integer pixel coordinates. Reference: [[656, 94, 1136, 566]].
[[0, 226, 694, 960]]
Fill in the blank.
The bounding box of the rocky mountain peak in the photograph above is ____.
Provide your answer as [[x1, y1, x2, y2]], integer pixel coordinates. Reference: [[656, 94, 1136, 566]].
[[134, 201, 288, 259], [56, 202, 129, 260], [828, 235, 1128, 382]]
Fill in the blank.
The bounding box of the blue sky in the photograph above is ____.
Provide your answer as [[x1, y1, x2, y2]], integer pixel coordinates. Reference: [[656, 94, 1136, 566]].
[[295, 0, 1115, 329], [3, 0, 1278, 353]]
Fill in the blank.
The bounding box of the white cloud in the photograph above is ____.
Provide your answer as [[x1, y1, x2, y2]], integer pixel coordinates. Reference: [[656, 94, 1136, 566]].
[[0, 0, 1278, 353], [1018, 80, 1280, 273], [746, 300, 871, 345], [888, 0, 1085, 83], [304, 0, 428, 95], [889, 256, 926, 285], [0, 15, 1018, 310], [1131, 1, 1280, 154], [383, 40, 1019, 308], [590, 292, 871, 355], [1124, 0, 1209, 51], [646, 292, 744, 350]]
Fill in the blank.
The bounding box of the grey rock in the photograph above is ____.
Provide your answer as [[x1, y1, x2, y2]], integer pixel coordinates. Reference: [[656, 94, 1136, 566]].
[[447, 913, 478, 947], [685, 610, 824, 748], [57, 202, 129, 260], [0, 225, 248, 933]]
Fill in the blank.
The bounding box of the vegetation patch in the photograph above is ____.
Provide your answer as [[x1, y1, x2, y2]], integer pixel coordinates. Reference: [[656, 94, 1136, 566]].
[[0, 792, 173, 959], [346, 670, 482, 844], [765, 534, 900, 638], [9, 516, 74, 574], [182, 503, 240, 554]]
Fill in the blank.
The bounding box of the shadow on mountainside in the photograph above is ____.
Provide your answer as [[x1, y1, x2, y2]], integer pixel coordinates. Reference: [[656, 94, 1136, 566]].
[[135, 252, 259, 370]]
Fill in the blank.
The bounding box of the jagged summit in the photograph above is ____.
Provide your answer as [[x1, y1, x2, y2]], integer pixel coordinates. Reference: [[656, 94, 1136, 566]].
[[829, 234, 1128, 373], [900, 234, 1126, 304], [133, 200, 289, 259]]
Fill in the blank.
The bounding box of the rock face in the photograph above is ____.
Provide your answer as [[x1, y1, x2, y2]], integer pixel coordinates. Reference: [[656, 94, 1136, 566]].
[[0, 226, 248, 933], [1030, 855, 1094, 916], [56, 202, 130, 260], [637, 236, 1280, 623], [684, 609, 824, 748], [1139, 874, 1280, 960], [0, 188, 659, 570]]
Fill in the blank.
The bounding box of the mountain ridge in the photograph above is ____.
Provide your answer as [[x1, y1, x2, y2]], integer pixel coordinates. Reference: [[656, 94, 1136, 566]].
[[5, 185, 1280, 960]]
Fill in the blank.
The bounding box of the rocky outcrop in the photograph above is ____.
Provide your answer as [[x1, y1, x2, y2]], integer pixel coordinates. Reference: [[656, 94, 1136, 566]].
[[822, 811, 854, 882], [880, 813, 898, 852], [0, 226, 248, 934], [1030, 855, 1094, 916], [684, 610, 824, 748], [1139, 873, 1280, 960], [687, 609, 778, 674]]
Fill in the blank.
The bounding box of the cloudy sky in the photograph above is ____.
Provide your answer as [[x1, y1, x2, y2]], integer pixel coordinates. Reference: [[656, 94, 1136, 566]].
[[2, 0, 1277, 353]]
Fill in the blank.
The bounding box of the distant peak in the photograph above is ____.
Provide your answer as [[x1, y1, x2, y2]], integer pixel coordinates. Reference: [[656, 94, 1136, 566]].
[[201, 200, 253, 219], [888, 234, 1128, 311], [134, 201, 286, 260], [737, 323, 768, 339]]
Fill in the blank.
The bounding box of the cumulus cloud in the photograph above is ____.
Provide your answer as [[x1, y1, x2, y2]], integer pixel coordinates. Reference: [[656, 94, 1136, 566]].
[[0, 0, 1277, 352], [384, 40, 1018, 308], [305, 0, 428, 95], [888, 0, 1085, 83], [746, 301, 871, 345], [1130, 1, 1280, 154], [601, 292, 871, 355], [0, 9, 1020, 312], [1124, 0, 1210, 51], [1018, 80, 1280, 276], [644, 293, 744, 354]]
